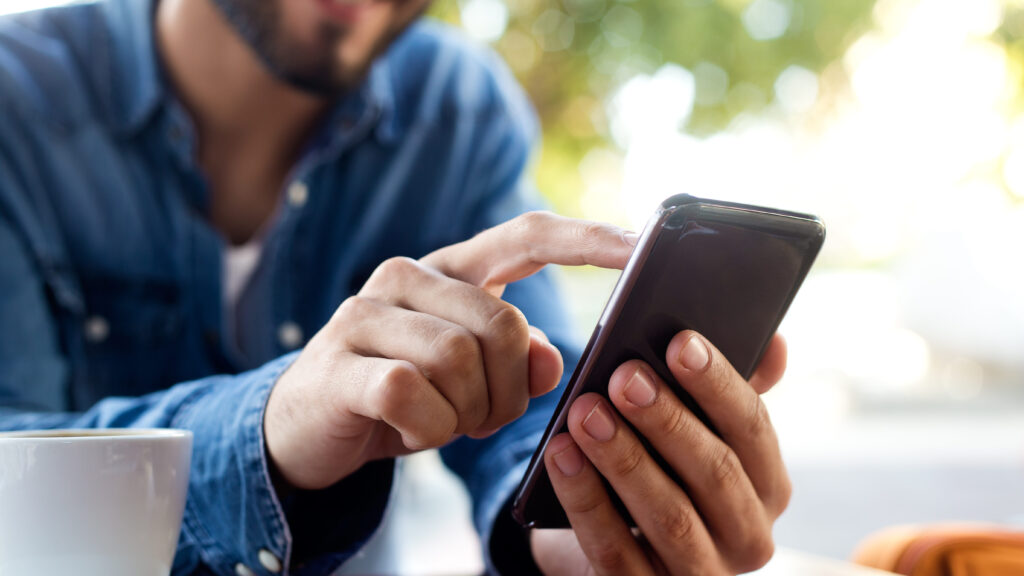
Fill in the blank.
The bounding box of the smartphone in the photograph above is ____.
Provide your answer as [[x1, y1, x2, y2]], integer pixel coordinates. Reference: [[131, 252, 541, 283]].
[[511, 194, 825, 528]]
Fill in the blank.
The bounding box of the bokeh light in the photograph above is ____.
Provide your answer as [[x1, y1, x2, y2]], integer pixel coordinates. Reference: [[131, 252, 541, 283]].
[[429, 0, 1024, 460]]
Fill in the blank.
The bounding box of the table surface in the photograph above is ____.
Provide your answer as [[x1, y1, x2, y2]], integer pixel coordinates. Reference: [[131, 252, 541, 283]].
[[751, 548, 895, 575], [340, 547, 894, 575]]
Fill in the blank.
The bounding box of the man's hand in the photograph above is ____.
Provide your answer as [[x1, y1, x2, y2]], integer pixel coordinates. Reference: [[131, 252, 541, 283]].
[[263, 212, 638, 490], [532, 331, 791, 576]]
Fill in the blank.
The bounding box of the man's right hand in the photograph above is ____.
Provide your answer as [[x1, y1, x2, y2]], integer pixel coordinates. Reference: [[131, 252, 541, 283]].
[[263, 212, 638, 490]]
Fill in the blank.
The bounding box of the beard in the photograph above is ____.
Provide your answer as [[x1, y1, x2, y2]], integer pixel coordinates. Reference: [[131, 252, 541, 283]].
[[209, 0, 374, 96]]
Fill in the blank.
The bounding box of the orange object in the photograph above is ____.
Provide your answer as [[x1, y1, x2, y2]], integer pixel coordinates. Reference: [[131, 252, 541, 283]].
[[852, 524, 1024, 576]]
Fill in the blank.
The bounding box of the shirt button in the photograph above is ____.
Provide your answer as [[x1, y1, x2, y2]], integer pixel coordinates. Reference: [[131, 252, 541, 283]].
[[287, 180, 309, 208], [258, 549, 283, 573], [83, 316, 110, 343], [234, 563, 257, 576], [277, 322, 304, 350]]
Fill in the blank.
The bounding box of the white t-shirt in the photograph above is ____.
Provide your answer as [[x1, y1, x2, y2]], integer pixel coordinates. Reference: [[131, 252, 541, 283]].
[[222, 239, 263, 353]]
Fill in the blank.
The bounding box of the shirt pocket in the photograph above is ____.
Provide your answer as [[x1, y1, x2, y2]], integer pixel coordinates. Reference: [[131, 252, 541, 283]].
[[76, 274, 185, 404]]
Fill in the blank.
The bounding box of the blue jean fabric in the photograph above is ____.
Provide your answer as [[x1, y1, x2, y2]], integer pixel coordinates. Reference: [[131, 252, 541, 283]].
[[0, 1, 580, 573]]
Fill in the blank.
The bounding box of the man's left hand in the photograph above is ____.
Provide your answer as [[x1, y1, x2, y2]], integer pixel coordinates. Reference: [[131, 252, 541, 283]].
[[531, 330, 791, 575]]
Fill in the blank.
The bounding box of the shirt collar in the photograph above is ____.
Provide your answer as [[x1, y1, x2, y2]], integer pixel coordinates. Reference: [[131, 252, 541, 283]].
[[104, 0, 402, 146], [102, 0, 162, 135]]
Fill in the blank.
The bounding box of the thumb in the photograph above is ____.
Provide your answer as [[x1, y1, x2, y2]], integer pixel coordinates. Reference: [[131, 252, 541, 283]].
[[528, 327, 563, 398]]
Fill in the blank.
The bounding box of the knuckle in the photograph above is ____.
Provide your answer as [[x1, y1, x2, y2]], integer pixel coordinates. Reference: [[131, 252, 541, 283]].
[[463, 407, 491, 435], [778, 473, 793, 512], [589, 541, 629, 573], [484, 304, 529, 347], [362, 256, 422, 297], [651, 500, 700, 546], [333, 295, 369, 324], [433, 326, 481, 369], [495, 393, 529, 426], [516, 210, 554, 232], [481, 393, 528, 433], [733, 529, 775, 573], [660, 403, 696, 440], [767, 471, 793, 518], [405, 409, 457, 451], [477, 306, 530, 429], [374, 256, 420, 285], [377, 361, 458, 450], [707, 447, 743, 491], [745, 395, 772, 440], [376, 361, 422, 418], [513, 393, 529, 419], [706, 361, 734, 397], [608, 441, 646, 479], [431, 328, 487, 424], [561, 483, 605, 516], [426, 414, 458, 448], [578, 220, 610, 243]]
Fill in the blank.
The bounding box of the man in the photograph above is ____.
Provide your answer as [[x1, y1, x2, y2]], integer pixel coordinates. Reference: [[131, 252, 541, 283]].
[[0, 0, 791, 574]]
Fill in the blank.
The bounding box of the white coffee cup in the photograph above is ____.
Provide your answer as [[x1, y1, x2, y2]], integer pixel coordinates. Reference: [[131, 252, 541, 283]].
[[0, 429, 192, 576]]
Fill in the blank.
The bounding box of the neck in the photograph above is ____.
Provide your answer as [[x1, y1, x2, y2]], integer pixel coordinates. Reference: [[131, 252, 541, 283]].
[[156, 0, 328, 147], [155, 0, 331, 244]]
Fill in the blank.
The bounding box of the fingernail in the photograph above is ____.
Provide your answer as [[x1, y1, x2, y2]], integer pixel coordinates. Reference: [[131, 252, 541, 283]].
[[582, 401, 616, 442], [552, 443, 584, 477], [679, 334, 711, 372], [623, 232, 639, 246], [623, 368, 657, 407]]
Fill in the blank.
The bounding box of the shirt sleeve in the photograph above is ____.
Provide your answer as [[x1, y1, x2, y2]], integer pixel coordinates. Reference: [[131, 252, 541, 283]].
[[0, 202, 390, 576], [435, 52, 584, 575]]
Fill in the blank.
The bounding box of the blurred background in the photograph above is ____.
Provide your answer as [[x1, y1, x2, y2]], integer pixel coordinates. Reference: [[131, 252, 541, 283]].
[[5, 0, 1024, 572], [425, 0, 1024, 568], [429, 0, 1024, 569]]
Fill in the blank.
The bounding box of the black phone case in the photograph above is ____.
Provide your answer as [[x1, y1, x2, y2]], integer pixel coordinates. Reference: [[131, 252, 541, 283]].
[[511, 194, 825, 528]]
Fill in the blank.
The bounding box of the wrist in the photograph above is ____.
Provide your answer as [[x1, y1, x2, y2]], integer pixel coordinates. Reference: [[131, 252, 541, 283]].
[[263, 368, 298, 489], [263, 357, 372, 491], [266, 447, 297, 503]]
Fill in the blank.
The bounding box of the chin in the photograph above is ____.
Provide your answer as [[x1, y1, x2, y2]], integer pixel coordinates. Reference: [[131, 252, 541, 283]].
[[272, 38, 384, 96], [212, 0, 417, 96]]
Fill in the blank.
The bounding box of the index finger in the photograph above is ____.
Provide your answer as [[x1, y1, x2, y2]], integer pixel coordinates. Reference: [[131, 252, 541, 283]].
[[421, 211, 637, 295]]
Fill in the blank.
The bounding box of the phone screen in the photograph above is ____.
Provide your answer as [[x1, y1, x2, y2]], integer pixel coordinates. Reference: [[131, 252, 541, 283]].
[[512, 195, 825, 528]]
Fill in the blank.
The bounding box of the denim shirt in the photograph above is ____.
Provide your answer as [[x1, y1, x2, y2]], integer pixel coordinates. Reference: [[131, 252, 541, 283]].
[[0, 1, 580, 574]]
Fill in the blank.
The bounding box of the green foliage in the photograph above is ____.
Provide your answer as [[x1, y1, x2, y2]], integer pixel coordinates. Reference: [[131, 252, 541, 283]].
[[429, 0, 879, 217], [996, 4, 1024, 116]]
